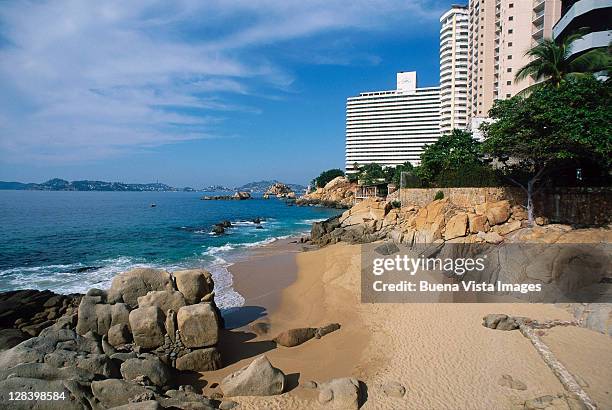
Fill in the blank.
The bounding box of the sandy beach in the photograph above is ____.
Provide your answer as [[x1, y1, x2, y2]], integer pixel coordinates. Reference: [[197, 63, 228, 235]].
[[197, 240, 612, 409]]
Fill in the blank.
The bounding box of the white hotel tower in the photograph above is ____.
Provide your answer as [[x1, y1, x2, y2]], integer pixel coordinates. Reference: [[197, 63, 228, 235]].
[[345, 72, 440, 173], [439, 5, 469, 134]]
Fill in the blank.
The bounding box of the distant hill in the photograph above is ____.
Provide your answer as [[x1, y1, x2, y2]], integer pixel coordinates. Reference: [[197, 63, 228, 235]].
[[237, 180, 306, 193], [0, 178, 193, 192]]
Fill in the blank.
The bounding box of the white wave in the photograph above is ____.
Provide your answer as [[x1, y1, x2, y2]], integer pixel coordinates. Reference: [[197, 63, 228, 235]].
[[299, 218, 327, 224]]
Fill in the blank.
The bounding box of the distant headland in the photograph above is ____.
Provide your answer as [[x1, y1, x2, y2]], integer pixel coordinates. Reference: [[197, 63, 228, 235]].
[[0, 178, 307, 193]]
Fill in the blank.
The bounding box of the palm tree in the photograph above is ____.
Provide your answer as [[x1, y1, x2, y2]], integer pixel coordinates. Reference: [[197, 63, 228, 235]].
[[515, 32, 610, 92]]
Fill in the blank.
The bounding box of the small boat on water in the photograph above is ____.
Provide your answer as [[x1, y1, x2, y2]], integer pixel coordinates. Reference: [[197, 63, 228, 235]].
[[150, 203, 157, 208]]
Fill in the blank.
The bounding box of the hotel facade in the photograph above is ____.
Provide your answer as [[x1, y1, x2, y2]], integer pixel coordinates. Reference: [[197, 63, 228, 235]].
[[553, 0, 612, 56], [345, 72, 440, 172], [467, 0, 561, 126], [440, 5, 470, 135]]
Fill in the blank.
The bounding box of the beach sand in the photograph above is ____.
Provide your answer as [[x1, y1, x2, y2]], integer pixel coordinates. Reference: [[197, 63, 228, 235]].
[[200, 241, 612, 409]]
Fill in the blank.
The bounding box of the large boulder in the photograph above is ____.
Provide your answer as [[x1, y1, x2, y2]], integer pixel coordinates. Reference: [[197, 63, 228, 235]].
[[173, 270, 214, 304], [468, 213, 489, 234], [477, 200, 511, 226], [108, 323, 132, 347], [175, 347, 222, 372], [221, 355, 285, 397], [75, 295, 111, 336], [91, 379, 151, 408], [444, 213, 468, 240], [129, 306, 165, 349], [108, 268, 174, 307], [137, 290, 186, 314], [318, 377, 362, 409], [177, 304, 219, 348], [120, 356, 173, 388]]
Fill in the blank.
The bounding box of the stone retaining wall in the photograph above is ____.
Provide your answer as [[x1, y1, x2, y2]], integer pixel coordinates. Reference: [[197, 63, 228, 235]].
[[398, 187, 611, 226]]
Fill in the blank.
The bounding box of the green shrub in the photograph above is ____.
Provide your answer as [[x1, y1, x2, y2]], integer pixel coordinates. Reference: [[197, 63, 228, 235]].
[[434, 190, 444, 201]]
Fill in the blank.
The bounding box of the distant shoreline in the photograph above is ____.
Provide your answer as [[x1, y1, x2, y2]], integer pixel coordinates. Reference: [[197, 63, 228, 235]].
[[0, 178, 306, 193]]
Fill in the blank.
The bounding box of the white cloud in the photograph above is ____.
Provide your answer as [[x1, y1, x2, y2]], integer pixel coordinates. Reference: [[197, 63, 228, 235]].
[[0, 0, 444, 163]]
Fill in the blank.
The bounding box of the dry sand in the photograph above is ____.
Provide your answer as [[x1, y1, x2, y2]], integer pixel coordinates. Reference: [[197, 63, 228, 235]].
[[199, 242, 612, 409]]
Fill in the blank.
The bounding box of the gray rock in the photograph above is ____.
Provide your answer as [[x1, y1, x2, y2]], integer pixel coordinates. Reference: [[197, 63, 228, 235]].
[[318, 377, 361, 409], [137, 291, 186, 315], [177, 304, 219, 348], [111, 351, 138, 362], [91, 378, 151, 408], [108, 268, 175, 307], [174, 269, 214, 305], [102, 335, 116, 355], [382, 381, 406, 398], [0, 377, 95, 409], [160, 390, 217, 409], [482, 314, 524, 331], [109, 401, 164, 410], [111, 303, 132, 329], [129, 306, 166, 349], [0, 363, 94, 382], [221, 355, 285, 397], [76, 295, 112, 336], [220, 400, 239, 410], [73, 353, 118, 378], [273, 328, 316, 347], [175, 347, 221, 372], [120, 356, 173, 388], [108, 323, 132, 347], [0, 328, 28, 350]]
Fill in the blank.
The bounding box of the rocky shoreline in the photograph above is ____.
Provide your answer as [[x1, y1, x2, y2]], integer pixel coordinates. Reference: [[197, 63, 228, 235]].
[[0, 192, 610, 409]]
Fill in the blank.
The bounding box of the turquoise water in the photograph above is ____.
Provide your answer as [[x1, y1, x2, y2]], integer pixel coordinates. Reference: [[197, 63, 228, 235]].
[[0, 191, 340, 308]]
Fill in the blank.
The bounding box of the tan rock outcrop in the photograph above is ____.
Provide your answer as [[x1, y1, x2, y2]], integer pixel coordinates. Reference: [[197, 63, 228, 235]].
[[444, 213, 468, 240], [468, 213, 489, 233]]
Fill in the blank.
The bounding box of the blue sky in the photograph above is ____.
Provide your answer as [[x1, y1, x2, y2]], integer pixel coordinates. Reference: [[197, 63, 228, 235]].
[[0, 0, 458, 187]]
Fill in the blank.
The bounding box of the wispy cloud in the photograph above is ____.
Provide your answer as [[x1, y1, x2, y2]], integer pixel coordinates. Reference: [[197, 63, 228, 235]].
[[0, 0, 445, 163]]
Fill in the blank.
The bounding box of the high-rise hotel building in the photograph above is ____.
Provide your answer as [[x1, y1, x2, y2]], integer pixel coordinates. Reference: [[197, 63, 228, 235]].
[[467, 0, 561, 126], [345, 72, 440, 172], [440, 5, 470, 135], [553, 0, 612, 57]]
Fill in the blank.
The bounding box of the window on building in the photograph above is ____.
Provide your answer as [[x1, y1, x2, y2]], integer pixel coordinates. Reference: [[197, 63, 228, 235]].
[[506, 93, 511, 98], [507, 81, 511, 85], [509, 3, 514, 8], [508, 29, 513, 34], [508, 41, 513, 47], [507, 68, 512, 72], [508, 55, 512, 60], [509, 16, 513, 21]]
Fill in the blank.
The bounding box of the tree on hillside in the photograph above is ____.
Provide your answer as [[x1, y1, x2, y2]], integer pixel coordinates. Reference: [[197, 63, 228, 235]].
[[481, 77, 612, 224], [312, 168, 345, 188], [515, 33, 610, 93], [418, 129, 485, 186]]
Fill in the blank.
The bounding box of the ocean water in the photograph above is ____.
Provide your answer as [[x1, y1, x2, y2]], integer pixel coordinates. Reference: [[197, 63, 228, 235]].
[[0, 191, 340, 309]]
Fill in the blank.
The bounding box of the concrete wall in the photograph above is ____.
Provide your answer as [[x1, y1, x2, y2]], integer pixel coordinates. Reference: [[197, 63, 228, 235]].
[[398, 187, 611, 226]]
